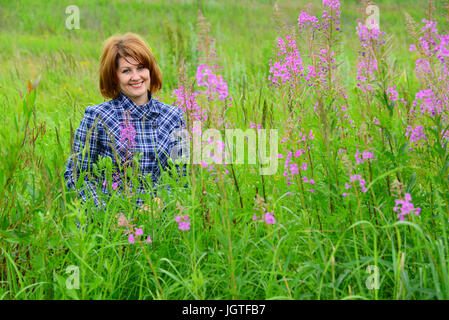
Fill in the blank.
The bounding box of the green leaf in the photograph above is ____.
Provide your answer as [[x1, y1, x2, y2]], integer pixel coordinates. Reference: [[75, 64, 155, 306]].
[[406, 172, 416, 193]]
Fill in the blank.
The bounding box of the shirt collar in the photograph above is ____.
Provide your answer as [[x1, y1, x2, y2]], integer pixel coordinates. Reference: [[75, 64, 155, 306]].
[[117, 90, 159, 119]]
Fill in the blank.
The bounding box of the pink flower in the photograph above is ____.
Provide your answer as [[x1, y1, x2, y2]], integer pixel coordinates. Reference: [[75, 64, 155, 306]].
[[355, 149, 364, 164], [146, 235, 152, 243], [355, 21, 385, 93], [128, 233, 135, 244], [308, 130, 315, 140], [265, 212, 276, 225], [172, 87, 206, 123], [300, 163, 308, 171], [290, 163, 299, 175], [362, 151, 374, 160], [298, 11, 319, 32], [359, 179, 368, 193], [406, 125, 427, 148], [176, 215, 191, 231], [268, 35, 304, 87], [393, 193, 421, 221], [120, 120, 136, 148], [196, 64, 230, 101], [135, 228, 143, 236], [386, 85, 398, 102], [250, 122, 261, 130], [179, 222, 190, 231], [413, 89, 441, 116], [294, 149, 305, 157], [112, 182, 118, 190]]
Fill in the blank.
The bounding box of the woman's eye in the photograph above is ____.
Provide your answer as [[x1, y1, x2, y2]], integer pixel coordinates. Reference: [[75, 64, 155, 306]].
[[122, 66, 144, 73]]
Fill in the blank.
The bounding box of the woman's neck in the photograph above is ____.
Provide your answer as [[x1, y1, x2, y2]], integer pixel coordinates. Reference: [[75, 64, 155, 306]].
[[124, 91, 150, 106]]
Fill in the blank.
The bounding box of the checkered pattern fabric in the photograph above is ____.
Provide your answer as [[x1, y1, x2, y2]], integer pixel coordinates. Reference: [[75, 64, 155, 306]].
[[64, 91, 187, 208]]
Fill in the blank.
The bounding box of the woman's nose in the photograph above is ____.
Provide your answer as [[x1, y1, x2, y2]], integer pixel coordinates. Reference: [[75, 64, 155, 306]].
[[130, 69, 140, 80]]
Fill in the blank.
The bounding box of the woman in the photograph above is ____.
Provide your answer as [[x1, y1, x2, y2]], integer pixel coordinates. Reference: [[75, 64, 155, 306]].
[[64, 33, 186, 211]]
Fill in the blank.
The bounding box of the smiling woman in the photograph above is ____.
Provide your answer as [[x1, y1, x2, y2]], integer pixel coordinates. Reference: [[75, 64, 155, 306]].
[[116, 56, 152, 106], [64, 33, 186, 214]]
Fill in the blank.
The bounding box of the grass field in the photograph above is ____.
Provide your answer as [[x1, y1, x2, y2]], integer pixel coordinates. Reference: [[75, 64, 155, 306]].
[[1, 0, 449, 300]]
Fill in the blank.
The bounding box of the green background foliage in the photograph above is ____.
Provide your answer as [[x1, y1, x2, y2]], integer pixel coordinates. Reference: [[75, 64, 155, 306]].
[[1, 0, 449, 300]]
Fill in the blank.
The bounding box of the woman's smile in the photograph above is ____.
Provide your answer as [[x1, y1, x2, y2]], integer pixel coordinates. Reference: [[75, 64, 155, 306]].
[[130, 81, 144, 88]]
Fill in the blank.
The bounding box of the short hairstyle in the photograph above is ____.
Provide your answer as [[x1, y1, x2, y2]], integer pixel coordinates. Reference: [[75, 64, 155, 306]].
[[99, 33, 162, 99]]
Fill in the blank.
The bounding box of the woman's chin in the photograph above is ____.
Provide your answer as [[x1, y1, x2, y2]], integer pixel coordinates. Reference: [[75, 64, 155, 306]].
[[125, 88, 146, 99]]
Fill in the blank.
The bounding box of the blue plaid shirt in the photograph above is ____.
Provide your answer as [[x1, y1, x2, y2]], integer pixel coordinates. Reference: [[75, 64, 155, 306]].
[[64, 91, 187, 208]]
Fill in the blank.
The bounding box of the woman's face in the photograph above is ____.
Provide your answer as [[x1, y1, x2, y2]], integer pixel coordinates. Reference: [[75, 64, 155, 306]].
[[116, 56, 150, 106]]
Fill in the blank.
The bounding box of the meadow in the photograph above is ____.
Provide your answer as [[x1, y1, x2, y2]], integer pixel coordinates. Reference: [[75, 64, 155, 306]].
[[1, 0, 449, 300]]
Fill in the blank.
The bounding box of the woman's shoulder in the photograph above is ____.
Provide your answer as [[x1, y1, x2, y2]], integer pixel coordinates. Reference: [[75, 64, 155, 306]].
[[80, 100, 122, 129], [83, 99, 116, 118], [152, 98, 185, 122]]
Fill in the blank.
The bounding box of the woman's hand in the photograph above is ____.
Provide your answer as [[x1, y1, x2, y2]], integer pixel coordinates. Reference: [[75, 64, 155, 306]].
[[139, 197, 165, 218]]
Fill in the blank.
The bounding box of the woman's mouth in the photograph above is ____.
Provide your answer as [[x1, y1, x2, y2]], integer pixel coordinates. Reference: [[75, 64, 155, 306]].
[[129, 81, 144, 88]]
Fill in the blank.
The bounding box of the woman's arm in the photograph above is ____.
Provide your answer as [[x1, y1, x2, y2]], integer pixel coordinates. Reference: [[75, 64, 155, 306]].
[[64, 106, 104, 208]]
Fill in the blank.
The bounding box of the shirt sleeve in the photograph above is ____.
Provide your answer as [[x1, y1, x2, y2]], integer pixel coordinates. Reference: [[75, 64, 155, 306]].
[[170, 110, 189, 179], [64, 106, 104, 208]]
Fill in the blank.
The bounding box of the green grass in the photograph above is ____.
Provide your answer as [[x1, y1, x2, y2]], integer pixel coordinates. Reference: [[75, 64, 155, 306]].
[[1, 0, 449, 300]]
